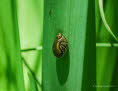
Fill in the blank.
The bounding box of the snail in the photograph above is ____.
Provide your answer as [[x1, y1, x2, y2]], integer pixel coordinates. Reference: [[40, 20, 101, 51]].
[[52, 33, 68, 58]]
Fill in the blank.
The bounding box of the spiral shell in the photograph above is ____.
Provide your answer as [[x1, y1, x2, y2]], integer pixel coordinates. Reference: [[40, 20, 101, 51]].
[[53, 33, 68, 58]]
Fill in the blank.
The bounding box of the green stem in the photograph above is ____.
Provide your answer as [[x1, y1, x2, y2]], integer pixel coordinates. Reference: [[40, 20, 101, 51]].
[[21, 57, 42, 87], [96, 43, 118, 47], [21, 46, 42, 52]]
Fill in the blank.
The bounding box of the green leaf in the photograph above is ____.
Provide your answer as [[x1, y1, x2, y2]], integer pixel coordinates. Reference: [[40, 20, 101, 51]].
[[82, 0, 96, 91], [0, 0, 25, 91], [17, 0, 43, 90], [98, 0, 118, 42], [96, 0, 118, 91], [43, 0, 96, 91]]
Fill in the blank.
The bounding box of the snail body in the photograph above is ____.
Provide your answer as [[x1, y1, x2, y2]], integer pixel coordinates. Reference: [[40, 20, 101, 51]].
[[53, 33, 68, 58]]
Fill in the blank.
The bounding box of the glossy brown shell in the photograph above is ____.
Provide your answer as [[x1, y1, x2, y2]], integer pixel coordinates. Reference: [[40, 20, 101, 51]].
[[52, 33, 68, 58]]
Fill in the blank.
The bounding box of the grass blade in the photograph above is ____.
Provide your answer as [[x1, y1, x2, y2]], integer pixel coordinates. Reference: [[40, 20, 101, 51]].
[[0, 0, 25, 91], [28, 73, 38, 91], [43, 0, 95, 91]]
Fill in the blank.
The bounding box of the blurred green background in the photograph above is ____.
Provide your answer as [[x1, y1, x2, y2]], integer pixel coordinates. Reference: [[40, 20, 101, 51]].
[[0, 0, 43, 91]]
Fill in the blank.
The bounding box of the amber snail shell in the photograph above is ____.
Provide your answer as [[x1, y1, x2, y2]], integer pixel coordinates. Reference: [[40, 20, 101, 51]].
[[52, 33, 68, 58]]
